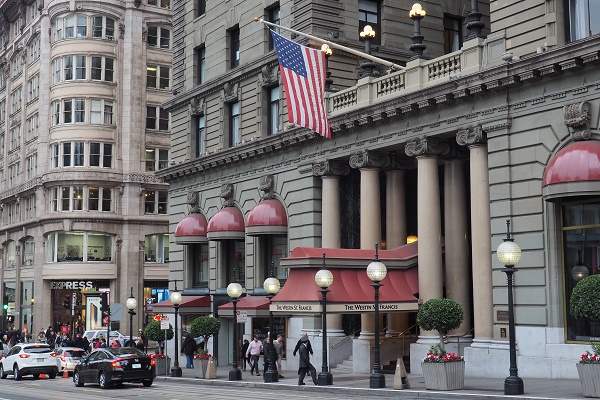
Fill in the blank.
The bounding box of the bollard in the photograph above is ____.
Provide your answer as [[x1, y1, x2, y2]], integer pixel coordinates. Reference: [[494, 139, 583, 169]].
[[393, 357, 410, 389], [205, 357, 217, 379]]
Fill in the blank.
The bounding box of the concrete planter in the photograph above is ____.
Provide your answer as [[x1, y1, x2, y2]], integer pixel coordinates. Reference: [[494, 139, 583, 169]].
[[577, 363, 600, 398], [194, 359, 208, 378], [154, 357, 171, 376], [422, 361, 465, 390]]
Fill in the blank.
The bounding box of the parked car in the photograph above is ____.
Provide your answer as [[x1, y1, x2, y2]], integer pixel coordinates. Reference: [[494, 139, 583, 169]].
[[83, 329, 125, 347], [0, 343, 59, 380], [56, 347, 87, 375], [73, 347, 155, 388]]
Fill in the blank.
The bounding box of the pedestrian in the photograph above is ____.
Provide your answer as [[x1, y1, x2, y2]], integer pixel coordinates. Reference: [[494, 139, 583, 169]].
[[182, 333, 197, 368], [74, 334, 85, 349], [100, 338, 107, 348], [37, 329, 46, 343], [246, 336, 262, 376], [297, 336, 317, 386], [263, 336, 278, 375], [136, 337, 145, 351], [292, 332, 313, 376], [241, 339, 250, 371], [273, 334, 285, 378]]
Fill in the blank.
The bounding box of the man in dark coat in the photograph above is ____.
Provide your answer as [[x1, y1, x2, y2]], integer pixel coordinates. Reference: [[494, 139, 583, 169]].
[[182, 333, 198, 368], [297, 336, 317, 386], [262, 337, 278, 375]]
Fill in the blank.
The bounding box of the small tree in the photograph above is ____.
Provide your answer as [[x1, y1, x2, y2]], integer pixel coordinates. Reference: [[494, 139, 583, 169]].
[[189, 316, 221, 350], [144, 320, 174, 353], [571, 274, 600, 322], [417, 298, 464, 351]]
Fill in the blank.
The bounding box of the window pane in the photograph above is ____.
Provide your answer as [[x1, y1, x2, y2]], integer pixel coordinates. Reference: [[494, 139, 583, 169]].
[[89, 187, 99, 210], [90, 142, 100, 166], [103, 144, 112, 167], [105, 58, 114, 82], [73, 141, 85, 166], [159, 108, 169, 130], [106, 19, 115, 38], [73, 186, 84, 210], [63, 142, 72, 166], [147, 67, 157, 88], [102, 188, 112, 212], [61, 187, 70, 210], [148, 27, 158, 47], [91, 56, 102, 80], [160, 29, 170, 48], [76, 15, 87, 37], [146, 107, 157, 129], [75, 55, 86, 79], [159, 67, 170, 89], [92, 16, 103, 38]]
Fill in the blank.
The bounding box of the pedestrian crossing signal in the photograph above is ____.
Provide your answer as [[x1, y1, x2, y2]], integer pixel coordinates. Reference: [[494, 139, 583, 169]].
[[2, 296, 7, 310]]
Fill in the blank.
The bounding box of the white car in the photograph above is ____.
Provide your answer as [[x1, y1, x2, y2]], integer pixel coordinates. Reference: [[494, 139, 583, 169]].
[[0, 343, 59, 380], [55, 347, 87, 375], [83, 329, 125, 347]]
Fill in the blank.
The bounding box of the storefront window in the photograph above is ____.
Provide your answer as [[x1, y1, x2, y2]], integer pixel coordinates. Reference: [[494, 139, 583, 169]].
[[142, 281, 169, 324], [562, 201, 600, 341], [21, 281, 34, 336], [144, 234, 169, 263], [46, 232, 113, 263], [252, 316, 286, 345]]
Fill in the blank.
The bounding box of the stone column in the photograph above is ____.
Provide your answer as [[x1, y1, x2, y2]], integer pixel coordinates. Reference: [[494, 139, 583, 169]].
[[443, 156, 472, 339], [313, 160, 349, 337], [350, 150, 389, 339], [405, 138, 448, 341], [457, 126, 493, 344]]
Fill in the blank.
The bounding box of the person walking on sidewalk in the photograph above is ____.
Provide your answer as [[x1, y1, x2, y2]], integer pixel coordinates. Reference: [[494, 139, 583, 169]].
[[182, 333, 198, 368], [297, 336, 317, 385], [246, 336, 262, 376], [241, 339, 250, 371], [273, 334, 285, 378]]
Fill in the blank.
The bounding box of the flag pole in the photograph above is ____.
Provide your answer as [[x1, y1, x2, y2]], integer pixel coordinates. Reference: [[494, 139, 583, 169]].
[[254, 18, 404, 71]]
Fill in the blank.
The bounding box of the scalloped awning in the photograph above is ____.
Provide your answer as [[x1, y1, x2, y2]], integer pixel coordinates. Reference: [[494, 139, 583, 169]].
[[245, 199, 288, 236], [174, 213, 208, 244], [207, 207, 245, 240]]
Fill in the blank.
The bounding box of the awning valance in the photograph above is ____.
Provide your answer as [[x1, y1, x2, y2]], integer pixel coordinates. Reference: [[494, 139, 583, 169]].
[[174, 213, 208, 244], [207, 207, 245, 240], [245, 199, 288, 236], [218, 295, 270, 317], [543, 140, 600, 200], [153, 295, 211, 313]]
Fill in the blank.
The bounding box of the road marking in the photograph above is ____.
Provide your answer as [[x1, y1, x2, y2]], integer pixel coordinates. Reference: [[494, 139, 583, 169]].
[[83, 389, 104, 393]]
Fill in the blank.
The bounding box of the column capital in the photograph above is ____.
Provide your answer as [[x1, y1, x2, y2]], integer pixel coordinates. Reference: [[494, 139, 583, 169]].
[[386, 152, 416, 171], [405, 137, 450, 158], [312, 160, 349, 177], [349, 150, 390, 169], [457, 125, 487, 146]]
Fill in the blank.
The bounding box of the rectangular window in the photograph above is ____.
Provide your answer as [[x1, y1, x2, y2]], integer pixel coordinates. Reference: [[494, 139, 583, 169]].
[[64, 55, 73, 80], [89, 142, 112, 168], [11, 87, 22, 114], [568, 0, 600, 41], [51, 144, 59, 168], [73, 141, 85, 166], [191, 243, 209, 287], [444, 15, 463, 54], [25, 153, 37, 179], [26, 114, 38, 141], [229, 26, 240, 69], [229, 101, 240, 146], [52, 101, 60, 126], [89, 187, 112, 212], [146, 65, 170, 89], [75, 55, 86, 79], [92, 16, 103, 38], [91, 16, 114, 39], [62, 142, 72, 166], [144, 191, 168, 214], [65, 15, 75, 38], [146, 106, 169, 131], [146, 107, 156, 130], [268, 87, 279, 135], [76, 15, 87, 37], [55, 18, 63, 41], [358, 0, 381, 45], [28, 75, 39, 101], [268, 6, 280, 50], [75, 98, 85, 123], [63, 99, 73, 123], [24, 196, 36, 220], [90, 99, 113, 124], [195, 45, 205, 85], [195, 115, 205, 157], [10, 125, 21, 151], [196, 0, 206, 17], [0, 99, 5, 123], [145, 148, 169, 171], [148, 0, 171, 9], [91, 56, 114, 81], [53, 58, 62, 84], [106, 18, 115, 39], [148, 26, 171, 49]]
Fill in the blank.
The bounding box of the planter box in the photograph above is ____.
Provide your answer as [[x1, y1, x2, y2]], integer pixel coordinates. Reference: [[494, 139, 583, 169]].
[[155, 357, 171, 376], [577, 363, 600, 398], [194, 359, 208, 378], [422, 361, 465, 390]]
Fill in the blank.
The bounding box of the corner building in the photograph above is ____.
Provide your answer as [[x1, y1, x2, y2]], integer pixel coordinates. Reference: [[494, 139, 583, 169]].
[[161, 0, 600, 379], [0, 0, 172, 338]]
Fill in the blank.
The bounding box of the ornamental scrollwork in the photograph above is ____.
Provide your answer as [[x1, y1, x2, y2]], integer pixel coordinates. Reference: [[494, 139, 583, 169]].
[[456, 125, 486, 146], [563, 101, 592, 141], [405, 137, 450, 157], [349, 150, 390, 169], [312, 160, 350, 176]]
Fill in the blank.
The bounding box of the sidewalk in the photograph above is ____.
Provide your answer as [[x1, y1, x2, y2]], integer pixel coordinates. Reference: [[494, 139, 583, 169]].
[[154, 364, 588, 400]]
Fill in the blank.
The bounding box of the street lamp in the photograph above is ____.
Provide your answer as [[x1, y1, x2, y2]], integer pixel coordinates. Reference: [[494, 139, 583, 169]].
[[315, 253, 333, 386], [366, 243, 387, 389], [227, 281, 243, 381], [359, 25, 377, 77], [409, 3, 427, 60], [263, 268, 280, 383], [170, 282, 182, 377], [496, 219, 524, 395], [125, 287, 137, 347], [321, 44, 334, 92]]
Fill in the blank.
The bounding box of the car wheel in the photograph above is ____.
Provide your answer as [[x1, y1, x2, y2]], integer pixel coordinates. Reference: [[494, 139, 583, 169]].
[[99, 371, 110, 389], [73, 371, 84, 387], [48, 371, 57, 379], [0, 364, 7, 379], [13, 365, 22, 381], [142, 379, 153, 387]]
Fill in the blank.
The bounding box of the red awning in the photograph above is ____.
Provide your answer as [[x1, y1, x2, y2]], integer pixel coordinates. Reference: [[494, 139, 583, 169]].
[[174, 213, 208, 244], [245, 199, 288, 236], [207, 207, 245, 240], [153, 295, 211, 309], [543, 140, 600, 200], [270, 267, 419, 314], [218, 296, 270, 317]]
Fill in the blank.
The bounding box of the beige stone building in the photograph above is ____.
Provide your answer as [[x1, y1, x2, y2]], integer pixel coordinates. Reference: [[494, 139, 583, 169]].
[[160, 0, 600, 380], [0, 0, 172, 338]]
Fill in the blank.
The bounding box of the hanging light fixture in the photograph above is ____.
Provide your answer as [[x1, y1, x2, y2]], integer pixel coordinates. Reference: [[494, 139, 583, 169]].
[[571, 250, 589, 281]]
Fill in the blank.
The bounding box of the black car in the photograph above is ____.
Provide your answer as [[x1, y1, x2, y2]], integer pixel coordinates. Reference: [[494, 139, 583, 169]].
[[73, 347, 155, 388]]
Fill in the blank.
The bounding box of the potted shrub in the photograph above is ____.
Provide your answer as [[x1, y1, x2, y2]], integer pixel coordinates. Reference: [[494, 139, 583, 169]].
[[189, 316, 220, 377], [417, 298, 465, 390], [570, 274, 600, 398], [144, 320, 174, 375]]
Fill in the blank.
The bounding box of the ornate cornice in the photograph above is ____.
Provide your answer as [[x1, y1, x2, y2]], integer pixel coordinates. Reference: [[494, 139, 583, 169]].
[[349, 150, 390, 169], [312, 160, 349, 177], [405, 137, 450, 157]]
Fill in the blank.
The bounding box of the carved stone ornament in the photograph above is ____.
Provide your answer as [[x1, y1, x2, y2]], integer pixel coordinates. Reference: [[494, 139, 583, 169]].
[[259, 175, 275, 199], [189, 95, 204, 115], [222, 82, 239, 102], [259, 65, 278, 87], [456, 125, 487, 146], [116, 238, 123, 252], [349, 151, 390, 169], [220, 183, 235, 207], [38, 1, 45, 11], [142, 27, 147, 42], [187, 191, 200, 213], [119, 23, 125, 39], [563, 101, 592, 141], [312, 159, 350, 176], [405, 137, 451, 157]]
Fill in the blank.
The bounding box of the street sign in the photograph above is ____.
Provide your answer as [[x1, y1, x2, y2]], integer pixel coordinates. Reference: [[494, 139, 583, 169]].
[[236, 310, 247, 323], [160, 316, 170, 329], [111, 303, 123, 321]]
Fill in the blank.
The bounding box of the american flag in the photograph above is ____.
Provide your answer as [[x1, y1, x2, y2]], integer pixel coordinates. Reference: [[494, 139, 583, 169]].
[[271, 30, 331, 139]]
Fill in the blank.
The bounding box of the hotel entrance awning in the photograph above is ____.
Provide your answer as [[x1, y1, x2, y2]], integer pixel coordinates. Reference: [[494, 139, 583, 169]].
[[218, 295, 270, 317]]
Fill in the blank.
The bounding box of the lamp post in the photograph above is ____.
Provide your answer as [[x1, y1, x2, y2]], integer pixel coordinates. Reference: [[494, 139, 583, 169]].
[[496, 219, 524, 395], [409, 3, 427, 60], [367, 243, 387, 389], [263, 269, 280, 383], [125, 287, 137, 347], [320, 44, 334, 92], [465, 0, 485, 40], [359, 25, 377, 77], [315, 253, 333, 386], [170, 282, 182, 377], [227, 281, 243, 381]]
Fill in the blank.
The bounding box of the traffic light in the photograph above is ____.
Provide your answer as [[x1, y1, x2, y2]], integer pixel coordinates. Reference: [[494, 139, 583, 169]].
[[63, 295, 70, 309], [100, 291, 109, 313], [2, 296, 8, 311]]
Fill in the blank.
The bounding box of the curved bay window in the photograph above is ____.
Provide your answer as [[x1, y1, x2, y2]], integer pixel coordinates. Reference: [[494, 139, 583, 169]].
[[563, 200, 600, 341], [46, 232, 113, 262]]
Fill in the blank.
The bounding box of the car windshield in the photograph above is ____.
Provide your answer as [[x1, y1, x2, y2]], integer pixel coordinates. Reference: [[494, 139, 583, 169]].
[[66, 350, 86, 357], [108, 348, 146, 357], [24, 346, 52, 354]]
